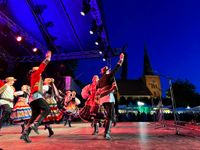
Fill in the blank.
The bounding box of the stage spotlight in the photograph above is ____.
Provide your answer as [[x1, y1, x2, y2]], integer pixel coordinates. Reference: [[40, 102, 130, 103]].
[[89, 20, 97, 35], [95, 36, 102, 45], [102, 53, 108, 62], [80, 11, 86, 16], [95, 41, 99, 45], [32, 47, 38, 52], [89, 30, 94, 35], [97, 43, 105, 54], [99, 51, 103, 54], [80, 0, 91, 16], [16, 36, 22, 42]]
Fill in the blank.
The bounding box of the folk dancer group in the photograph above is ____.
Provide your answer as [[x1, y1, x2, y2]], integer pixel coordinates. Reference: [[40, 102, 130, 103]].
[[0, 51, 124, 142]]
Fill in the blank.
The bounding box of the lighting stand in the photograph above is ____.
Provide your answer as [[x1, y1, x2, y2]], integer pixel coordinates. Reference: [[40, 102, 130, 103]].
[[168, 78, 179, 134], [157, 73, 179, 134]]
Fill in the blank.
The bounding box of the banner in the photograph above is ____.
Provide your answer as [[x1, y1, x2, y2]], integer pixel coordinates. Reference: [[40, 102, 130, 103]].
[[144, 75, 162, 98]]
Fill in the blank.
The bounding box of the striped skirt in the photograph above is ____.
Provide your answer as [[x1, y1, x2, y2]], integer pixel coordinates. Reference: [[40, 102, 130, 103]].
[[10, 98, 32, 124], [42, 97, 63, 123]]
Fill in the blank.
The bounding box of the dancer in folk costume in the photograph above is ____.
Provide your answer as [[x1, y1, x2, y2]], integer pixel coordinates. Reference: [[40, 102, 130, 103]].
[[80, 75, 105, 135], [42, 78, 63, 137], [63, 90, 80, 127], [0, 77, 16, 129], [20, 51, 51, 143], [63, 90, 72, 127], [71, 91, 81, 119], [10, 85, 32, 133], [96, 53, 124, 140]]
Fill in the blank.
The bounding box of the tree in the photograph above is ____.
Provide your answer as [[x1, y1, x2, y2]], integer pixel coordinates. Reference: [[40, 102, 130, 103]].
[[166, 79, 200, 107]]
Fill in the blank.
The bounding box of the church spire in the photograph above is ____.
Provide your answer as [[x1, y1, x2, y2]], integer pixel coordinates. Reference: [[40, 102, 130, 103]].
[[143, 45, 154, 75]]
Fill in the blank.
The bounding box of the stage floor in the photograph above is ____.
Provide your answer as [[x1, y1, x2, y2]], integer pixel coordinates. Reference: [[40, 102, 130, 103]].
[[0, 122, 200, 150]]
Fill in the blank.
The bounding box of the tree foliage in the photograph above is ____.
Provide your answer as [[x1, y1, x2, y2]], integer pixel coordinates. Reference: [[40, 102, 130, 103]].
[[166, 79, 200, 107]]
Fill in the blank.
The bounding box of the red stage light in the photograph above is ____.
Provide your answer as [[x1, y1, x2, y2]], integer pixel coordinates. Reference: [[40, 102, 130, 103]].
[[16, 36, 22, 42], [33, 47, 38, 52]]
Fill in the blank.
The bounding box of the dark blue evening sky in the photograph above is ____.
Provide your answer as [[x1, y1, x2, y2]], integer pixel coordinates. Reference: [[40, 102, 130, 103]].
[[98, 0, 200, 93]]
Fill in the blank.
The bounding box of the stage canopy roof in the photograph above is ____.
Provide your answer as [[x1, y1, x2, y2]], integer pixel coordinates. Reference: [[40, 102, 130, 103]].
[[0, 0, 120, 63]]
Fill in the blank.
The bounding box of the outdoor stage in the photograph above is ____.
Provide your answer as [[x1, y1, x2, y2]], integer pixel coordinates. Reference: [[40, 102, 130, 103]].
[[1, 122, 200, 150]]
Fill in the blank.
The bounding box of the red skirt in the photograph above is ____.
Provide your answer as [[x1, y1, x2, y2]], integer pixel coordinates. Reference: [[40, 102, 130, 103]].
[[79, 100, 106, 122]]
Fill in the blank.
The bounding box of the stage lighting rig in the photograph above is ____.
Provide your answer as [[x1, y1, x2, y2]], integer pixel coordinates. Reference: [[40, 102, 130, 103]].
[[80, 0, 91, 16], [89, 19, 103, 35], [95, 36, 102, 45]]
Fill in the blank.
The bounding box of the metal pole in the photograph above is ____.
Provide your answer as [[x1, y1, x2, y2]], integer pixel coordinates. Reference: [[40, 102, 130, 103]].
[[158, 95, 165, 126], [154, 71, 179, 134], [168, 78, 179, 134]]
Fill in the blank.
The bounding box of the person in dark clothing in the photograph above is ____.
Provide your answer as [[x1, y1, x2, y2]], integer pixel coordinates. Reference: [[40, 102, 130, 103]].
[[20, 51, 52, 143], [96, 53, 124, 140]]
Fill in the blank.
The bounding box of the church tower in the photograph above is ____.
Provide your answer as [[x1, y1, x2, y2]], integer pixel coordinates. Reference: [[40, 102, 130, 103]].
[[143, 46, 162, 98]]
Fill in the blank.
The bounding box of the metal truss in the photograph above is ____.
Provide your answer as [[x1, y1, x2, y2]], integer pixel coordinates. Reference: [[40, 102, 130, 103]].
[[0, 46, 15, 72], [0, 46, 14, 61], [0, 0, 7, 8], [0, 1, 120, 63], [0, 10, 46, 55], [14, 50, 105, 62], [90, 0, 110, 47]]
